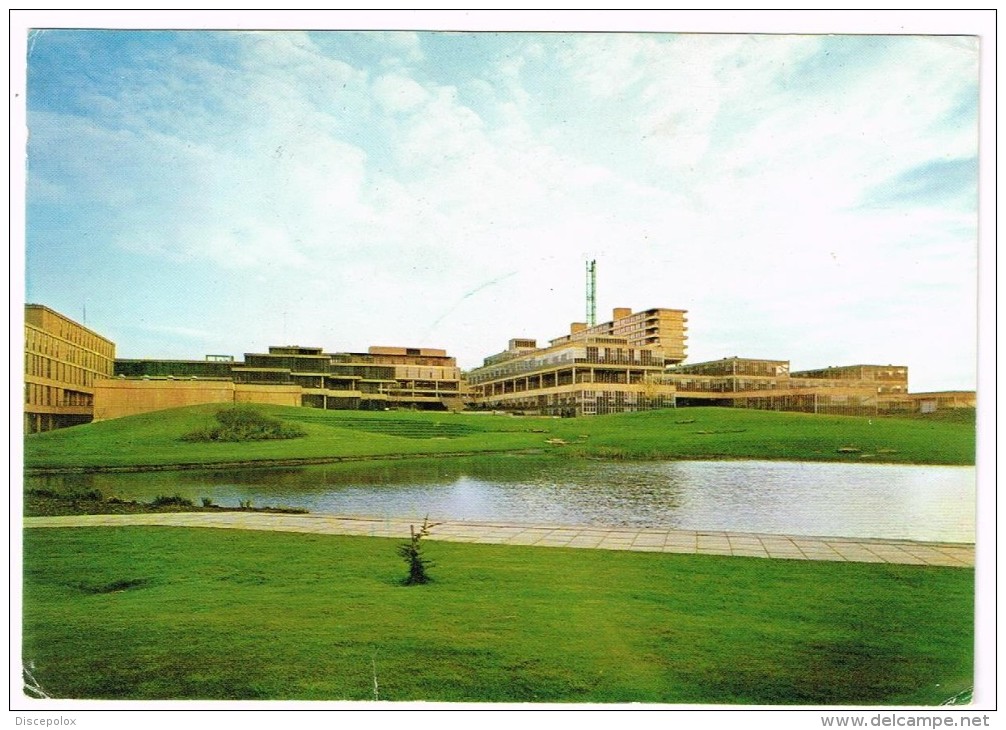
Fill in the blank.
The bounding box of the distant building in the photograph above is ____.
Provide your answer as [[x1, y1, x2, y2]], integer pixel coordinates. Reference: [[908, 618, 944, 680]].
[[666, 356, 791, 397], [23, 304, 115, 433], [341, 346, 463, 409], [235, 345, 462, 411], [790, 364, 909, 395], [548, 307, 688, 363], [24, 301, 974, 426], [904, 391, 976, 414], [94, 344, 463, 421], [464, 307, 685, 416], [94, 354, 301, 421], [664, 357, 913, 416]]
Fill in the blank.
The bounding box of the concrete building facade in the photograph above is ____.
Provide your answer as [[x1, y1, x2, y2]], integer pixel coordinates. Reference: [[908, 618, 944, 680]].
[[24, 304, 115, 433], [24, 302, 974, 426], [93, 379, 302, 421], [235, 345, 462, 411], [548, 307, 688, 363], [464, 307, 685, 416], [93, 344, 463, 421], [663, 357, 913, 416]]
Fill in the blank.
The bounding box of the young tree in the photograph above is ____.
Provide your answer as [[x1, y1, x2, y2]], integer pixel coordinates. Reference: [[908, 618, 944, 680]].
[[397, 517, 436, 585]]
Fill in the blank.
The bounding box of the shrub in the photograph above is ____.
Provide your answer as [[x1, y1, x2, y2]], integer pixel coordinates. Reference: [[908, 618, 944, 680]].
[[150, 495, 193, 508], [397, 517, 436, 586], [181, 406, 307, 442], [25, 488, 103, 502]]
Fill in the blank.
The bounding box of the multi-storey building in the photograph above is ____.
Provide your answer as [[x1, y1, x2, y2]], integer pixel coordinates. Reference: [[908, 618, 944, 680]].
[[25, 301, 970, 426], [115, 356, 236, 379], [663, 357, 912, 416], [94, 344, 463, 420], [789, 364, 909, 394], [548, 307, 688, 363], [465, 307, 685, 416], [666, 357, 791, 398], [234, 345, 462, 411], [24, 304, 115, 433]]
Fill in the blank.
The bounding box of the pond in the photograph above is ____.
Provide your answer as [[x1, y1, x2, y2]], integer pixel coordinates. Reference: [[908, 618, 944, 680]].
[[28, 456, 976, 543]]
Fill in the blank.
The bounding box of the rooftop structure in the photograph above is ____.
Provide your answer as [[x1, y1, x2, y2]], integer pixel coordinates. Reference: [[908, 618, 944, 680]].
[[549, 307, 688, 363]]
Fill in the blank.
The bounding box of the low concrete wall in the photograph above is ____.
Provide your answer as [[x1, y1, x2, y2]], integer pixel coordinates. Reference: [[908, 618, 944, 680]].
[[234, 383, 302, 407], [93, 379, 301, 421]]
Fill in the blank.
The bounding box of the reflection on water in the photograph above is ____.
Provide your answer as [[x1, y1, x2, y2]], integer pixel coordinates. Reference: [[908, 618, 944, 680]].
[[28, 457, 976, 543]]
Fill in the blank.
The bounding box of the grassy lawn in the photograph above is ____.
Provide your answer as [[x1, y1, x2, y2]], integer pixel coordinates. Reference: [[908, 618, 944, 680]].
[[23, 405, 976, 470], [21, 527, 973, 704]]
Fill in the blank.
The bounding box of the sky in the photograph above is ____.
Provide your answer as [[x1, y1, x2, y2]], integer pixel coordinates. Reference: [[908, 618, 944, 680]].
[[17, 13, 985, 392]]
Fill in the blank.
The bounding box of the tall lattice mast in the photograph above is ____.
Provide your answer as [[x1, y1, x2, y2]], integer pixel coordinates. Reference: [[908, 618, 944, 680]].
[[586, 259, 597, 326]]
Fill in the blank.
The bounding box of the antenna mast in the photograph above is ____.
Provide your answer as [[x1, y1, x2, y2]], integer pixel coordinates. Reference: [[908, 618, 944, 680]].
[[585, 259, 597, 326]]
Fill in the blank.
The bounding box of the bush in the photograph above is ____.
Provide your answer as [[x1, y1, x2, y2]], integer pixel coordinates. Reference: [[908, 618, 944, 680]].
[[181, 406, 307, 442], [397, 517, 436, 586], [150, 495, 194, 508], [26, 488, 103, 502]]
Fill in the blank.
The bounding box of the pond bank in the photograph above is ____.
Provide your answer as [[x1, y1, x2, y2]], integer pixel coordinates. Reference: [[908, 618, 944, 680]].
[[23, 447, 551, 476]]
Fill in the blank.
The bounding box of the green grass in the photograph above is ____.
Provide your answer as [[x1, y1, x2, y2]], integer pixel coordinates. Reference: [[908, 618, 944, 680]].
[[21, 527, 973, 704], [23, 405, 976, 470]]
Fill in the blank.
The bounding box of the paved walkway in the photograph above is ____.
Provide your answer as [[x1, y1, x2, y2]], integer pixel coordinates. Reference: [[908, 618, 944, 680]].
[[23, 513, 974, 567]]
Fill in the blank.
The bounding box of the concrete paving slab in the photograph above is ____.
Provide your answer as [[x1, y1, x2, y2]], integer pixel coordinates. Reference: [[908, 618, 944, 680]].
[[661, 545, 701, 554], [664, 537, 698, 547], [21, 514, 974, 567], [632, 537, 668, 547], [729, 547, 772, 557]]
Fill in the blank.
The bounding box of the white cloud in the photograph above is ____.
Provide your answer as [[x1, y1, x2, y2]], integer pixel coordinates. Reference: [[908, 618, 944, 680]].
[[25, 30, 981, 390], [372, 73, 430, 113]]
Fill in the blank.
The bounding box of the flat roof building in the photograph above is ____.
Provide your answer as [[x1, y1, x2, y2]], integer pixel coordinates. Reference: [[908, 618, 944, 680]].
[[549, 307, 688, 364], [465, 306, 685, 416], [95, 344, 463, 421], [24, 304, 116, 433], [26, 298, 970, 426], [663, 357, 912, 416]]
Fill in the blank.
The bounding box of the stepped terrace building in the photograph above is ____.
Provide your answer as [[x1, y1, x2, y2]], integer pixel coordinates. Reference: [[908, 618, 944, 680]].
[[95, 345, 462, 421], [24, 304, 115, 433], [464, 307, 686, 416], [234, 345, 462, 411]]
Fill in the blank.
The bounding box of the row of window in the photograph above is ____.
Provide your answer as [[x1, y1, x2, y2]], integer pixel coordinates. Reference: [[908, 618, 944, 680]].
[[26, 314, 114, 357], [793, 368, 908, 381], [25, 353, 102, 387], [25, 383, 93, 408], [479, 389, 674, 416], [583, 347, 655, 365], [396, 367, 461, 380], [25, 329, 114, 374]]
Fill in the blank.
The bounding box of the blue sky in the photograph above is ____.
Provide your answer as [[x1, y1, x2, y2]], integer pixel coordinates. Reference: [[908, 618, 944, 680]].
[[18, 18, 983, 391]]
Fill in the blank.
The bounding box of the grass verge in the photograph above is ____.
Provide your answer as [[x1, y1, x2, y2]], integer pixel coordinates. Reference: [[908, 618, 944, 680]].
[[21, 526, 973, 704], [24, 405, 976, 471]]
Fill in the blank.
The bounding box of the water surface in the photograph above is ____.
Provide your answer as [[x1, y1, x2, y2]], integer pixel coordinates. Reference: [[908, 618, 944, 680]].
[[29, 457, 975, 543]]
